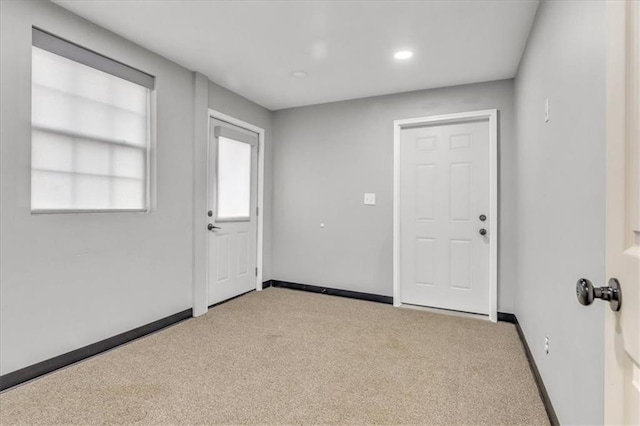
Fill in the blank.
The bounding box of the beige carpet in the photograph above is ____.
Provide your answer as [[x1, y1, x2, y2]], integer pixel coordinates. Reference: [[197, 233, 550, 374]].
[[0, 288, 548, 425]]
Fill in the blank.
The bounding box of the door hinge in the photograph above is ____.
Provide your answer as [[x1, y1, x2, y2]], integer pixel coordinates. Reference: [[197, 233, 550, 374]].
[[256, 206, 259, 216], [255, 267, 258, 276]]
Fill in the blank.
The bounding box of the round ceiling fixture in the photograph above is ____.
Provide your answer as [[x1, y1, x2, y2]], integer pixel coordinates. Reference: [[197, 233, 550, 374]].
[[290, 70, 309, 78], [394, 50, 413, 60]]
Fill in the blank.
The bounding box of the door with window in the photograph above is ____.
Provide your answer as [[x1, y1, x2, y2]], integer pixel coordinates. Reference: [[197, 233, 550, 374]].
[[207, 119, 258, 306], [399, 117, 493, 316]]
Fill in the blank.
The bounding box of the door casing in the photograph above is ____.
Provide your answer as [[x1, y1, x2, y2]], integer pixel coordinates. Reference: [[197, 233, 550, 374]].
[[393, 109, 498, 322]]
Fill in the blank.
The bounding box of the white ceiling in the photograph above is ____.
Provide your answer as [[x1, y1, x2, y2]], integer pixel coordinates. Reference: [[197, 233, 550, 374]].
[[53, 0, 539, 111]]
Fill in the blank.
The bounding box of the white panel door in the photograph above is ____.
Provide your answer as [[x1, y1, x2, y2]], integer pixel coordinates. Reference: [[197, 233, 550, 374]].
[[400, 120, 490, 315], [207, 119, 258, 306], [604, 1, 640, 423]]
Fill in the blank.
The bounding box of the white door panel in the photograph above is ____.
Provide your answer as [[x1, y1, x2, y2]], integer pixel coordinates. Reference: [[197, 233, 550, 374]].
[[400, 120, 490, 315], [604, 2, 640, 423], [207, 119, 258, 306]]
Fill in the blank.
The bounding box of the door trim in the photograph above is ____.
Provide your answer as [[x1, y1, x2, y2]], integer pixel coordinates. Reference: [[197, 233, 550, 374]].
[[207, 109, 265, 301], [392, 109, 498, 322]]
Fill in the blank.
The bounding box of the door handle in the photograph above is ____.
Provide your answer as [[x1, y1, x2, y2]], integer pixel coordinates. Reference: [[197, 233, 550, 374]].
[[576, 278, 622, 311], [207, 224, 221, 231], [479, 228, 487, 236]]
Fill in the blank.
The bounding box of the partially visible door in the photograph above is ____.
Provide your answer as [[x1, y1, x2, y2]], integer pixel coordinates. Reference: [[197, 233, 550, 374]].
[[605, 2, 640, 423], [399, 118, 491, 315], [207, 119, 258, 306]]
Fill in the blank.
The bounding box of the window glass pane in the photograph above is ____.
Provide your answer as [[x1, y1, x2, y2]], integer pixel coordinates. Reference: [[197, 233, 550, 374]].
[[31, 130, 74, 172], [112, 177, 146, 210], [75, 139, 111, 176], [112, 145, 145, 179], [217, 137, 251, 219], [31, 44, 149, 211], [75, 175, 111, 210], [31, 170, 73, 210]]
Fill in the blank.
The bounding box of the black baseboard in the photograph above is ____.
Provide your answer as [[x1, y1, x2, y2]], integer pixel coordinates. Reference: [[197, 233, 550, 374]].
[[262, 280, 273, 289], [0, 308, 192, 392], [270, 280, 393, 304], [497, 312, 517, 323], [513, 316, 559, 426]]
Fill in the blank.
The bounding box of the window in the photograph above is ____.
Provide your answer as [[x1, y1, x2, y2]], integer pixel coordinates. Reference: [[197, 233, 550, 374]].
[[31, 28, 154, 212], [216, 136, 252, 219]]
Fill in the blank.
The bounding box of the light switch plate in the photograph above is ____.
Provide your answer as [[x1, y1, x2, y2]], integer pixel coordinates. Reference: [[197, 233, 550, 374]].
[[364, 193, 376, 205]]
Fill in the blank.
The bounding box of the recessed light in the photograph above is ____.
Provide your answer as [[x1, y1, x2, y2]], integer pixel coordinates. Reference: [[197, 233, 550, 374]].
[[290, 70, 309, 78], [394, 50, 413, 60]]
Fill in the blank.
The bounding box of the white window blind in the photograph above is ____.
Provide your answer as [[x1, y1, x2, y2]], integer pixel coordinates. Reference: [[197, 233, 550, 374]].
[[31, 29, 154, 212]]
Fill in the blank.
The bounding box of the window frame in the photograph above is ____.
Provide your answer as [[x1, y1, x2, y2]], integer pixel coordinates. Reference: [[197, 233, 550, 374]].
[[30, 28, 156, 214]]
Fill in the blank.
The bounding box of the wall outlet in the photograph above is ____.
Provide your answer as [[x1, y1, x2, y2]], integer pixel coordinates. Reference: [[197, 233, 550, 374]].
[[544, 336, 550, 354], [364, 193, 376, 205], [544, 98, 550, 122]]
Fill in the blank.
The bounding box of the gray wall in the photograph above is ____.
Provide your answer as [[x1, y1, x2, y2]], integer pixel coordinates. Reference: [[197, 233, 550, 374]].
[[272, 80, 517, 312], [514, 1, 606, 424], [0, 0, 272, 375]]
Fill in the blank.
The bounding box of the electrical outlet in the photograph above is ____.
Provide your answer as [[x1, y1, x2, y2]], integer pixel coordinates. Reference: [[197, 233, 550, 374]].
[[544, 336, 550, 354]]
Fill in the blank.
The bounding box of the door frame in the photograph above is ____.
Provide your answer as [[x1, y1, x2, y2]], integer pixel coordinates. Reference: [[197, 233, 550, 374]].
[[392, 109, 498, 322], [206, 108, 265, 303]]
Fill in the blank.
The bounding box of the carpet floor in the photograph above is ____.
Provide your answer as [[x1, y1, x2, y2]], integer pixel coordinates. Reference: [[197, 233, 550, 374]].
[[0, 288, 548, 425]]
